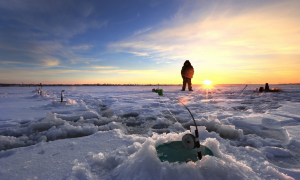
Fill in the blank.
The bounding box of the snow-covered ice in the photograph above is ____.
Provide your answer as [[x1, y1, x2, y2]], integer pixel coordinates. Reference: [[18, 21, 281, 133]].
[[0, 85, 300, 179]]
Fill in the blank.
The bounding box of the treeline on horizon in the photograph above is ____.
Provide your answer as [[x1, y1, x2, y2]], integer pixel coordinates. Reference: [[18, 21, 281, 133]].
[[0, 83, 181, 87], [1, 83, 300, 87]]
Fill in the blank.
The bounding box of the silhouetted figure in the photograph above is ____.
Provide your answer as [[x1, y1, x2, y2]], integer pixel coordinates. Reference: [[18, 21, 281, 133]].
[[61, 90, 65, 102], [259, 87, 264, 92], [265, 83, 270, 91], [181, 60, 194, 91]]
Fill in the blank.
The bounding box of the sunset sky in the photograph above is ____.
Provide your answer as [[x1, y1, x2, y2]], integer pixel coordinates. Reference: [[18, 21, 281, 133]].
[[1, 0, 299, 84]]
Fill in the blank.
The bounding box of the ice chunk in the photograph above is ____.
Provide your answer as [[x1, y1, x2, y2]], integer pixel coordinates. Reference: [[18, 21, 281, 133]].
[[168, 122, 185, 133], [193, 115, 244, 140], [82, 111, 99, 119], [28, 113, 65, 132], [37, 135, 47, 142], [151, 117, 172, 129], [0, 135, 26, 150], [263, 147, 293, 157]]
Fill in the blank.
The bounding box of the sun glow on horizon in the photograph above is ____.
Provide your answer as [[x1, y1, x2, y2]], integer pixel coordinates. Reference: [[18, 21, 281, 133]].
[[203, 79, 213, 86]]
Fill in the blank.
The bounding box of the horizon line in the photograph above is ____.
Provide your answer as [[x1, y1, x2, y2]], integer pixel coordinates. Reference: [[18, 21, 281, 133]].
[[1, 83, 300, 86]]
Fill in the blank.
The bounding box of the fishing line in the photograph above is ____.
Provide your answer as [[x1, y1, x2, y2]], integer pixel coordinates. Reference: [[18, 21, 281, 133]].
[[157, 96, 178, 122], [154, 87, 215, 160], [163, 94, 198, 132], [161, 99, 178, 123], [164, 94, 202, 159]]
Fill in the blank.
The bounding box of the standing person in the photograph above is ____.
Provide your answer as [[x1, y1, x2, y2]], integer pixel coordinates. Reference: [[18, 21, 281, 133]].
[[265, 83, 270, 91], [181, 60, 194, 91]]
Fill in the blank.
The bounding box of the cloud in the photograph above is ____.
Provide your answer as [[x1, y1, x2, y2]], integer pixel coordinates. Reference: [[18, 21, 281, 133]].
[[149, 0, 162, 7], [0, 55, 61, 67], [0, 66, 157, 77], [134, 27, 152, 35], [108, 0, 300, 64], [40, 57, 61, 66], [71, 45, 94, 50], [95, 69, 156, 74], [0, 39, 102, 66], [0, 1, 107, 38], [0, 1, 108, 67], [89, 66, 116, 69], [128, 51, 149, 56], [1, 61, 19, 65]]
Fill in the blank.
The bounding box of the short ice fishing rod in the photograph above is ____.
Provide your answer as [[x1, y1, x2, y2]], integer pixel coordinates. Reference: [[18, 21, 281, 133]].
[[152, 87, 202, 160], [177, 98, 202, 160], [235, 85, 248, 98]]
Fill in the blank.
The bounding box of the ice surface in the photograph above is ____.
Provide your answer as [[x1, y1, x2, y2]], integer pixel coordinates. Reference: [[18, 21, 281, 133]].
[[0, 85, 300, 179]]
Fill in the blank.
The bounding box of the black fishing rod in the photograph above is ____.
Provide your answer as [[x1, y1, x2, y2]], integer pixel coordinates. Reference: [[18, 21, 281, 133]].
[[153, 84, 248, 161], [240, 85, 248, 94], [176, 98, 202, 160], [236, 85, 248, 98], [215, 84, 248, 98], [153, 88, 202, 160]]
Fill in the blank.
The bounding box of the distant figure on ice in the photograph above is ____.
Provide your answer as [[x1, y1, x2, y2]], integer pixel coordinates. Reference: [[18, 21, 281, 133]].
[[265, 83, 270, 91], [181, 60, 194, 91]]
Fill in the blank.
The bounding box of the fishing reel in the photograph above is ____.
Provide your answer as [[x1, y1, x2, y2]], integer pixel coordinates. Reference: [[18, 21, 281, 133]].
[[152, 88, 163, 96], [182, 134, 197, 150], [182, 129, 202, 159], [150, 87, 201, 159]]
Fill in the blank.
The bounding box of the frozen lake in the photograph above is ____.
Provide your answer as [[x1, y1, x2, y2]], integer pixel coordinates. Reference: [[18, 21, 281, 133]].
[[0, 84, 300, 179]]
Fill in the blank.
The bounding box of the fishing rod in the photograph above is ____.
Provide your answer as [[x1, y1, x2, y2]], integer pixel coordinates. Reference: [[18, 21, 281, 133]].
[[153, 88, 202, 160], [152, 84, 248, 161], [175, 97, 202, 160], [235, 85, 248, 98], [213, 84, 248, 99], [240, 85, 248, 94]]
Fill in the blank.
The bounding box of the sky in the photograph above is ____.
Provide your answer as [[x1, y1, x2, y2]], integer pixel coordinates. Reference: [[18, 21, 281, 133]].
[[0, 0, 299, 85]]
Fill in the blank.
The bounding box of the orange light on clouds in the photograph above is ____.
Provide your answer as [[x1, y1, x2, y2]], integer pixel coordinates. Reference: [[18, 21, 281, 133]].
[[107, 0, 300, 84]]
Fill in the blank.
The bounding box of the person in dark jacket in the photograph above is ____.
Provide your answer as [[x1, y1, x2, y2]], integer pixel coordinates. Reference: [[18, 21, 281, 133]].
[[181, 60, 194, 91], [265, 83, 270, 91]]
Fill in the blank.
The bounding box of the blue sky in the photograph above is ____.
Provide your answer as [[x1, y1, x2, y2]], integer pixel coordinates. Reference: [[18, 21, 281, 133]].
[[1, 0, 300, 84]]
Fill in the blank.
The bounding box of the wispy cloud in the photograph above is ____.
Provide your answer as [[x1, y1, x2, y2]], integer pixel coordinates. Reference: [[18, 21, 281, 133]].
[[108, 0, 300, 64], [40, 57, 61, 67], [95, 69, 156, 74], [0, 55, 61, 67], [1, 61, 20, 65], [89, 65, 116, 69], [134, 27, 152, 35], [128, 51, 149, 56], [0, 1, 108, 67], [0, 39, 102, 66], [0, 1, 107, 38], [0, 66, 157, 77], [71, 45, 94, 50]]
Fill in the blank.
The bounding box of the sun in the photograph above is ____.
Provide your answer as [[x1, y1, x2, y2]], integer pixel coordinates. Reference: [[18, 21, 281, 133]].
[[203, 79, 212, 86]]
